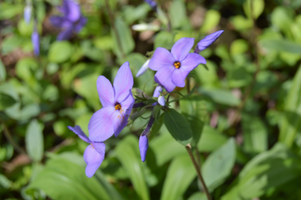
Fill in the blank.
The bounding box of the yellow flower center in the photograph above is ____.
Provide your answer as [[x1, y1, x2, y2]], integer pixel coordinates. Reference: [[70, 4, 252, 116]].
[[173, 61, 181, 69], [115, 103, 122, 111]]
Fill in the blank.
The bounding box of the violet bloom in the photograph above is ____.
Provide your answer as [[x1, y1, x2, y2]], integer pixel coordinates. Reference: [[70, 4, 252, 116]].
[[194, 30, 224, 54], [139, 116, 154, 162], [149, 38, 206, 92], [68, 126, 105, 178], [144, 0, 157, 11], [50, 0, 87, 40], [31, 23, 40, 56], [88, 62, 134, 142], [24, 5, 32, 24]]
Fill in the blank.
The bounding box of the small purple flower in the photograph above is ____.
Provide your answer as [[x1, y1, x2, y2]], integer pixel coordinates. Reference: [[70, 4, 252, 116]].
[[194, 30, 224, 54], [50, 0, 87, 40], [153, 85, 163, 98], [158, 96, 165, 106], [88, 62, 134, 142], [136, 59, 150, 77], [24, 5, 32, 24], [31, 22, 40, 56], [149, 38, 206, 92], [144, 0, 157, 11], [139, 116, 154, 162], [68, 126, 105, 178]]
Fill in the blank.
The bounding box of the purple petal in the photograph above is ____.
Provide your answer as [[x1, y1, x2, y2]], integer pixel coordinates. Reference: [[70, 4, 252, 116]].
[[181, 53, 206, 71], [67, 125, 90, 143], [24, 5, 31, 24], [31, 29, 39, 56], [171, 68, 190, 87], [62, 0, 81, 22], [83, 143, 105, 178], [97, 76, 115, 107], [171, 38, 195, 61], [49, 16, 65, 28], [195, 30, 224, 53], [114, 92, 135, 137], [57, 26, 74, 40], [158, 96, 165, 106], [113, 62, 134, 103], [148, 47, 175, 71], [139, 135, 148, 162], [136, 59, 150, 77], [154, 67, 176, 93], [74, 16, 87, 33], [88, 107, 118, 142], [153, 85, 163, 97]]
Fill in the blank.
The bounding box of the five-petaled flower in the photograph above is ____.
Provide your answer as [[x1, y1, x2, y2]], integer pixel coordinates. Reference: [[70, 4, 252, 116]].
[[68, 126, 105, 178], [88, 61, 134, 142], [50, 0, 87, 40], [149, 38, 206, 92]]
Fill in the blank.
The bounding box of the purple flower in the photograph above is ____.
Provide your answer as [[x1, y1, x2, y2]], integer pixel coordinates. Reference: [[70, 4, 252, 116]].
[[50, 0, 87, 40], [153, 85, 163, 98], [88, 62, 134, 142], [68, 126, 105, 178], [136, 59, 150, 77], [149, 38, 206, 92], [139, 116, 154, 162], [24, 5, 32, 24], [32, 22, 40, 56], [158, 96, 165, 106], [144, 0, 157, 11], [194, 30, 224, 53]]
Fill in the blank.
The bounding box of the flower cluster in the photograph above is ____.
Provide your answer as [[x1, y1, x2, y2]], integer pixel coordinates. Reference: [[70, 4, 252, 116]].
[[68, 31, 223, 177]]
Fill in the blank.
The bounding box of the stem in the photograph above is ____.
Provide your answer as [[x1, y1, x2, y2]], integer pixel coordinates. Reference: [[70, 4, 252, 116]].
[[186, 145, 211, 200], [1, 122, 26, 155], [104, 0, 125, 58]]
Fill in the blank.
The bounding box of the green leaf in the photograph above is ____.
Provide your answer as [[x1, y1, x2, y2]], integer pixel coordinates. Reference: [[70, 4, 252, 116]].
[[115, 136, 149, 200], [202, 138, 236, 191], [198, 88, 240, 106], [279, 65, 301, 146], [271, 7, 293, 34], [28, 157, 124, 200], [221, 143, 301, 200], [25, 119, 44, 162], [243, 0, 265, 19], [154, 31, 173, 49], [0, 59, 6, 81], [200, 10, 221, 33], [164, 109, 193, 146], [112, 17, 135, 58], [48, 41, 73, 63], [169, 0, 190, 29], [260, 39, 301, 54], [0, 93, 17, 111], [161, 155, 196, 200]]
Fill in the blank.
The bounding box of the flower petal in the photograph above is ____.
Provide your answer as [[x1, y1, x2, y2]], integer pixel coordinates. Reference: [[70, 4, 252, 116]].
[[49, 16, 65, 28], [181, 53, 206, 72], [83, 143, 105, 178], [97, 76, 115, 107], [114, 62, 134, 103], [57, 26, 74, 40], [171, 68, 190, 87], [153, 85, 163, 97], [171, 38, 195, 61], [136, 59, 150, 77], [68, 125, 90, 143], [148, 47, 175, 71], [31, 29, 39, 56], [154, 67, 176, 93], [88, 107, 116, 142], [158, 96, 165, 106], [62, 0, 81, 22], [139, 135, 148, 162], [195, 30, 224, 53], [74, 16, 87, 33]]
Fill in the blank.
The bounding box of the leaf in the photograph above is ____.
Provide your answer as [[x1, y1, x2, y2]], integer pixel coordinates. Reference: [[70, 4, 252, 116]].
[[0, 59, 6, 81], [160, 155, 196, 200], [48, 41, 73, 63], [115, 136, 149, 200], [200, 10, 221, 33], [221, 143, 301, 200], [243, 0, 265, 19], [169, 0, 190, 29], [28, 157, 124, 200], [164, 109, 193, 146], [260, 39, 301, 54], [25, 119, 44, 162], [198, 88, 240, 106], [112, 17, 135, 58], [0, 93, 17, 111], [279, 65, 301, 146], [202, 138, 236, 191]]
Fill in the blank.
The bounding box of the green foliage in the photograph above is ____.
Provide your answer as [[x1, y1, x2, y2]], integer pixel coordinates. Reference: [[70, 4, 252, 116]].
[[25, 119, 44, 162]]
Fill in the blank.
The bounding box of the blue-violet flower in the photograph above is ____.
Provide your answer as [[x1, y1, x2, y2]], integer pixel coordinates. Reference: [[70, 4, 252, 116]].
[[194, 30, 224, 53]]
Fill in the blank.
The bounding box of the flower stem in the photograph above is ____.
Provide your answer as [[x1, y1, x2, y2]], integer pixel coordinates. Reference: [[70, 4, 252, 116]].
[[1, 122, 26, 155], [186, 144, 211, 200]]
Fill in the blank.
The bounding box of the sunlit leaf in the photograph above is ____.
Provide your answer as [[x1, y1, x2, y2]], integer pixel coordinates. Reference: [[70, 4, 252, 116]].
[[25, 119, 44, 162]]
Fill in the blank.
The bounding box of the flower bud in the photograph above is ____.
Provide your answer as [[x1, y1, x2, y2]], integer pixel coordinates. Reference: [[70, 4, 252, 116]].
[[136, 59, 150, 77]]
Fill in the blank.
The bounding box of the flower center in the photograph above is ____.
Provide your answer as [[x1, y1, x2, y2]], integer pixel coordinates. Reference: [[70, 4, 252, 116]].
[[173, 61, 181, 69], [91, 143, 94, 149], [115, 103, 122, 110]]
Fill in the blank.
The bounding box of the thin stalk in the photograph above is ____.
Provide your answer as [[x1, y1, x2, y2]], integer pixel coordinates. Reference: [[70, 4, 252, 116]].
[[1, 122, 26, 155], [104, 0, 125, 58], [186, 145, 211, 200]]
